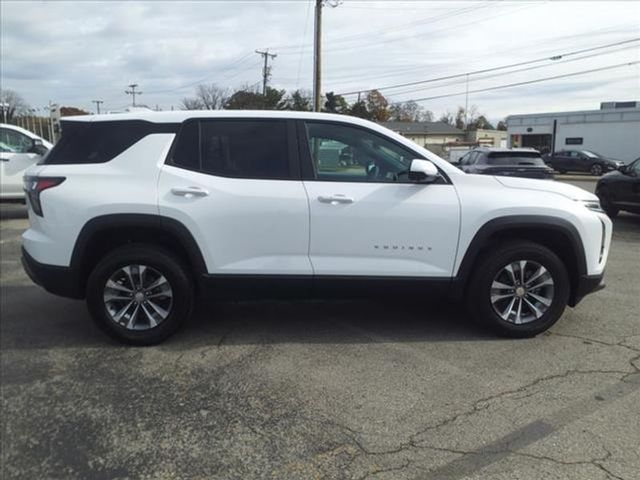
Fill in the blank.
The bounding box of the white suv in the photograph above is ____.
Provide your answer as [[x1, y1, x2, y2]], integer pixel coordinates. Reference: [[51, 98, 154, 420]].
[[21, 111, 611, 345], [1, 123, 52, 200]]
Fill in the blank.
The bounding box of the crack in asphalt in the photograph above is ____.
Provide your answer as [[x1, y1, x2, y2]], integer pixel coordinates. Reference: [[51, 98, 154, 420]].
[[307, 358, 639, 479]]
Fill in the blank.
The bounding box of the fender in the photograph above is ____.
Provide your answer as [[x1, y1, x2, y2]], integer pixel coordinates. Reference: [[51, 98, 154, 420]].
[[70, 213, 207, 275], [450, 215, 587, 299]]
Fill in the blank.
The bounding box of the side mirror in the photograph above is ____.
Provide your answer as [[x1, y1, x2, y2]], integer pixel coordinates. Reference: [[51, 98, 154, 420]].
[[29, 139, 48, 156], [409, 159, 439, 183]]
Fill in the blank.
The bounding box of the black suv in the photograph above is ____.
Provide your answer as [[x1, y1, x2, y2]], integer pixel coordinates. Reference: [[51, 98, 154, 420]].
[[596, 156, 640, 217], [457, 147, 554, 179], [545, 149, 624, 176]]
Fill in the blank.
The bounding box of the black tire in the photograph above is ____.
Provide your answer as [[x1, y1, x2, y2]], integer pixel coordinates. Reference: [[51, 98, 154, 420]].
[[596, 187, 619, 218], [86, 244, 194, 345], [465, 241, 570, 338], [590, 163, 603, 176]]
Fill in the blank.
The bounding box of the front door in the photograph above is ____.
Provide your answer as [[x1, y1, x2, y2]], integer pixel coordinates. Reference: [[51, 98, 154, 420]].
[[158, 119, 312, 282], [301, 121, 460, 278]]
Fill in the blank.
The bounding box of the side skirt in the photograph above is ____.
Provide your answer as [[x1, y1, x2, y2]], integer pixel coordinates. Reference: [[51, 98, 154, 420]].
[[199, 274, 452, 300]]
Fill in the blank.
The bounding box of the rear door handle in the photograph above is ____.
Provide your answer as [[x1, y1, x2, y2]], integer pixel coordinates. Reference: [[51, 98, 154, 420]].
[[171, 186, 209, 198], [318, 194, 354, 205]]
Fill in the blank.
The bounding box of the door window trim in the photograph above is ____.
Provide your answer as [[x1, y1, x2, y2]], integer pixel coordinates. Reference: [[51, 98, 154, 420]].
[[295, 119, 451, 184], [165, 118, 301, 181]]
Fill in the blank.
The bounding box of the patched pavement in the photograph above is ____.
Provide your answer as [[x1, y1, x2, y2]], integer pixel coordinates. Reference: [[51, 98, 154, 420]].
[[1, 199, 639, 480]]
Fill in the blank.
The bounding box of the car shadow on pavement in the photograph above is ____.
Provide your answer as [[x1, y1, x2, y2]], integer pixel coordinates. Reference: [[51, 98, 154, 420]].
[[0, 286, 495, 351], [0, 203, 28, 220]]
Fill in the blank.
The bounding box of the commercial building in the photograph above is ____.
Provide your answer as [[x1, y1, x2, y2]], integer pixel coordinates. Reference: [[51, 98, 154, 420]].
[[506, 102, 640, 162], [380, 121, 465, 157]]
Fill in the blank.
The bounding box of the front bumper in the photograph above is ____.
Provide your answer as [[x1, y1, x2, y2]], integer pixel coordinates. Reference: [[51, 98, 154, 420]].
[[21, 247, 84, 299], [568, 273, 605, 307]]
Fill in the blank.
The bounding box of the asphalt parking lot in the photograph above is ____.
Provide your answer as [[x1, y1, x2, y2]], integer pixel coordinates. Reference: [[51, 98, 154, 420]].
[[1, 180, 639, 480]]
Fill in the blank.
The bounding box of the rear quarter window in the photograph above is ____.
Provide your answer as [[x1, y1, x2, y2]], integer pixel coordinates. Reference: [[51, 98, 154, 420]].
[[43, 120, 178, 164]]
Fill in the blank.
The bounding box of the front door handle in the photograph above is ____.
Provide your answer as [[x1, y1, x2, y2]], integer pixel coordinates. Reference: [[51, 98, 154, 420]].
[[318, 194, 354, 205], [171, 186, 209, 198]]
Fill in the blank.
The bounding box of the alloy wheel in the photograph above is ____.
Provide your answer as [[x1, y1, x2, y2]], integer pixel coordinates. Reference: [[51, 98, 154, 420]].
[[103, 264, 173, 330], [490, 260, 555, 324], [591, 164, 603, 176]]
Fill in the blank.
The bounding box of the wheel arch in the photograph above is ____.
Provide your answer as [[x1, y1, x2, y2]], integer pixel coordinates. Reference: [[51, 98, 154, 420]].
[[452, 215, 587, 305], [71, 214, 207, 291]]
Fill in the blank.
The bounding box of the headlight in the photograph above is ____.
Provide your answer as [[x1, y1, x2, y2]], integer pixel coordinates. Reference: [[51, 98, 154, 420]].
[[578, 199, 604, 213]]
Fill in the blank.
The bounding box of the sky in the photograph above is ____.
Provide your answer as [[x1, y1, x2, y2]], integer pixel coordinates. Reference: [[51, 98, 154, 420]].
[[1, 0, 639, 122]]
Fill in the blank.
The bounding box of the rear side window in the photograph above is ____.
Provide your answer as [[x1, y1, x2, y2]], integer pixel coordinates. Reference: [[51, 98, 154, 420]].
[[486, 152, 545, 166], [171, 119, 290, 179], [43, 120, 177, 164]]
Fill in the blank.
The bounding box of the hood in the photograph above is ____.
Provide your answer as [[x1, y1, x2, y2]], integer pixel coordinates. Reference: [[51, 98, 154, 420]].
[[495, 176, 597, 201]]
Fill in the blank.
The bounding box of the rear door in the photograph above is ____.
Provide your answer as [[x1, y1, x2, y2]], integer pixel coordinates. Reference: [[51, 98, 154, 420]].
[[0, 127, 40, 198], [300, 120, 460, 278], [158, 118, 313, 282]]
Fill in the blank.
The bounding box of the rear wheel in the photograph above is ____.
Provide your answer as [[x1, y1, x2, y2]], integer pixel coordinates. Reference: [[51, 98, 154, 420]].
[[466, 241, 570, 338], [86, 244, 194, 345], [597, 187, 619, 218], [590, 163, 603, 176]]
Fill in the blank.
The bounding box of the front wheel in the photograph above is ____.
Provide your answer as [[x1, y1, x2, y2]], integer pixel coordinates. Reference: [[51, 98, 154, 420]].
[[597, 187, 619, 218], [590, 163, 603, 176], [466, 241, 570, 338], [86, 244, 194, 345]]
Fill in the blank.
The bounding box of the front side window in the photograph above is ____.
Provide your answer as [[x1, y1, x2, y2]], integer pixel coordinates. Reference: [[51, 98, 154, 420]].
[[0, 128, 32, 153], [171, 120, 290, 179], [305, 122, 417, 183]]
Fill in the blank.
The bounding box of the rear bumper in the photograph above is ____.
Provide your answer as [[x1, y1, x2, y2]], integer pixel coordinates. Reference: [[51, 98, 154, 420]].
[[21, 247, 84, 299], [568, 273, 605, 307]]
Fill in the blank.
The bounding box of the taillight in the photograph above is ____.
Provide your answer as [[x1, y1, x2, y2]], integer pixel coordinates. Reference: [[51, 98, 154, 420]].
[[23, 176, 65, 217]]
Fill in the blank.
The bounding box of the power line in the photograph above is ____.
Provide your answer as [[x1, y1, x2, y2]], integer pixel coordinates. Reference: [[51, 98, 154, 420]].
[[385, 44, 639, 99], [338, 37, 640, 96], [399, 61, 639, 104]]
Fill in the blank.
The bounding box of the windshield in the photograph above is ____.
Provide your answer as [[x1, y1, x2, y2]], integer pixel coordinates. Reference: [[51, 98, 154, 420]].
[[582, 150, 602, 159], [486, 152, 546, 166]]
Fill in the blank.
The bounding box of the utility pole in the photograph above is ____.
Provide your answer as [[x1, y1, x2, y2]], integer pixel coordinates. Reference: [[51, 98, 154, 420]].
[[125, 84, 142, 107], [255, 49, 277, 96], [313, 0, 341, 112], [464, 74, 469, 130], [92, 100, 104, 114]]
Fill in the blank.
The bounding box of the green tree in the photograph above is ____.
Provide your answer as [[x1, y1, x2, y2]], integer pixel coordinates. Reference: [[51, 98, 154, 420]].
[[497, 120, 507, 131], [323, 92, 349, 114], [225, 86, 287, 110], [286, 89, 312, 111], [348, 100, 371, 120]]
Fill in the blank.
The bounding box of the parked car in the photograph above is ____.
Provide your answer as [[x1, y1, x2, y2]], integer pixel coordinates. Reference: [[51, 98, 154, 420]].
[[21, 111, 611, 345], [457, 147, 554, 179], [1, 124, 52, 201], [596, 156, 640, 217], [545, 149, 624, 176]]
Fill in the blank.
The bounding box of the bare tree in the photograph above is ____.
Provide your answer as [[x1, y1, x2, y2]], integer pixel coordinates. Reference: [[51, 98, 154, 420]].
[[0, 89, 29, 122], [181, 84, 230, 110], [389, 100, 433, 122], [180, 97, 205, 110]]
